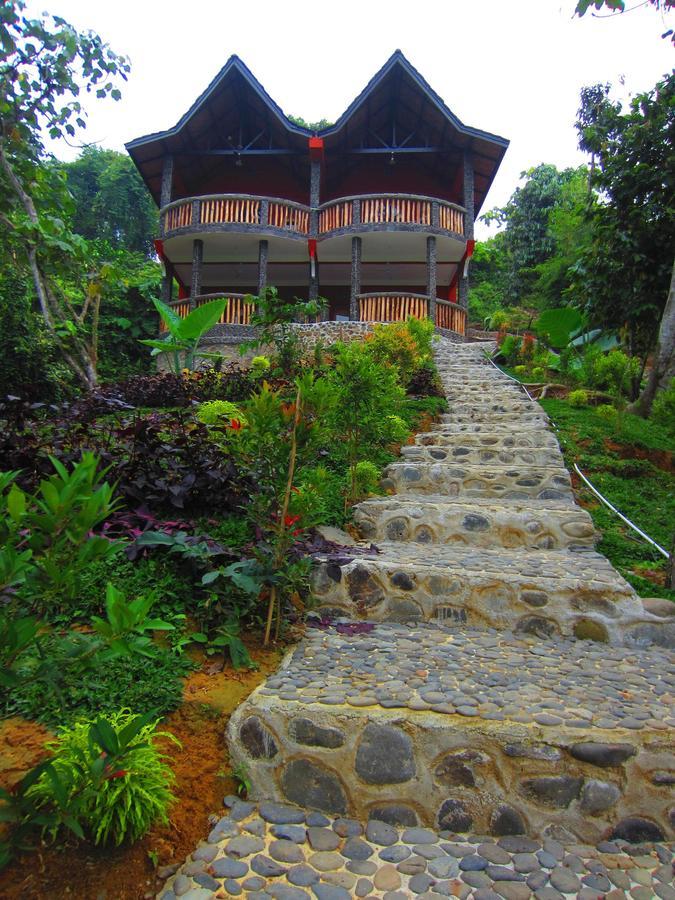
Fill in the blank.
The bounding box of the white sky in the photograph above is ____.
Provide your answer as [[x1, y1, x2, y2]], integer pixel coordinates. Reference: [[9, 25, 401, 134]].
[[29, 0, 673, 238]]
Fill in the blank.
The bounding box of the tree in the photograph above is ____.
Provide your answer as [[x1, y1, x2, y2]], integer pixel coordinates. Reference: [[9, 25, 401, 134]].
[[60, 147, 157, 255], [574, 74, 674, 407], [575, 0, 675, 43], [483, 164, 580, 306], [0, 1, 130, 389]]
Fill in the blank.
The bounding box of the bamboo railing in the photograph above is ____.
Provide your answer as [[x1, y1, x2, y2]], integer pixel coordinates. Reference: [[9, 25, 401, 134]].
[[319, 194, 465, 237], [435, 298, 466, 335], [200, 197, 260, 226], [160, 293, 253, 332], [162, 195, 310, 236], [358, 293, 430, 322]]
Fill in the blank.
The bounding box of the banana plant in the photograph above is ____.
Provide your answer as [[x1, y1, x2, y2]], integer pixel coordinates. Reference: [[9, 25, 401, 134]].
[[140, 297, 228, 374]]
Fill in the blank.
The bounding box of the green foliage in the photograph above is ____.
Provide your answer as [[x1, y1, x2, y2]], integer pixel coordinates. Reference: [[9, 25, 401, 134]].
[[497, 334, 522, 365], [231, 763, 252, 798], [287, 115, 334, 131], [404, 315, 434, 359], [60, 147, 157, 255], [536, 307, 584, 349], [596, 403, 619, 424], [141, 298, 227, 374], [573, 75, 674, 363], [591, 350, 641, 401], [250, 355, 271, 378], [366, 322, 421, 386], [28, 710, 178, 846], [1, 454, 121, 612], [568, 389, 590, 408], [350, 461, 381, 498], [651, 378, 675, 435], [541, 397, 675, 599], [196, 400, 248, 429], [240, 286, 327, 375]]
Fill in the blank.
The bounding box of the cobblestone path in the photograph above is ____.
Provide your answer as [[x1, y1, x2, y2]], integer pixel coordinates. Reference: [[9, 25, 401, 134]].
[[160, 340, 674, 899]]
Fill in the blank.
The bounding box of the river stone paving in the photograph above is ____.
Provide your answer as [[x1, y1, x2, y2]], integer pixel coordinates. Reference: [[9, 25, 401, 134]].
[[158, 799, 674, 899]]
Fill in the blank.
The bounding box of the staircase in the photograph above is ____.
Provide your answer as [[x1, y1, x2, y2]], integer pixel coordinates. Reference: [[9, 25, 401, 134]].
[[160, 339, 674, 900]]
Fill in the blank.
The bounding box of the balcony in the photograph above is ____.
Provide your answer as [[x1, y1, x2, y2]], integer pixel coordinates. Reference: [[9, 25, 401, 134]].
[[159, 293, 253, 332], [161, 193, 465, 242], [162, 195, 310, 240], [319, 194, 465, 239]]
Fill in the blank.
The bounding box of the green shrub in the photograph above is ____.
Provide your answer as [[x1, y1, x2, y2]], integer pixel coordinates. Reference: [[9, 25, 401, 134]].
[[488, 310, 509, 330], [591, 350, 641, 400], [596, 403, 619, 424], [250, 355, 271, 378], [498, 334, 522, 365], [513, 365, 528, 377], [532, 366, 546, 380], [350, 461, 381, 498], [568, 389, 589, 408], [28, 710, 178, 846], [365, 322, 420, 385], [650, 378, 675, 436], [405, 316, 434, 359], [196, 399, 247, 428]]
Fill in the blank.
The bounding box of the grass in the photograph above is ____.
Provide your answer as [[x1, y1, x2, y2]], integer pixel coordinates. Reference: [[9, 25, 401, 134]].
[[539, 399, 674, 601]]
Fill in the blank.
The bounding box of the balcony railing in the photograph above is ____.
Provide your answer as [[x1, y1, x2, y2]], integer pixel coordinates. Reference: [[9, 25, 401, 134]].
[[162, 195, 310, 237], [319, 194, 465, 238], [160, 291, 466, 336], [162, 193, 465, 241], [159, 293, 253, 332], [358, 292, 466, 335]]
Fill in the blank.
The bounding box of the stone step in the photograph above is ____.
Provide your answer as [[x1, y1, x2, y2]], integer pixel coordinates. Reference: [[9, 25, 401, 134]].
[[440, 413, 549, 426], [439, 401, 544, 417], [160, 794, 675, 900], [353, 494, 596, 550], [416, 430, 560, 449], [226, 623, 675, 844], [401, 443, 564, 468], [310, 542, 660, 643], [383, 461, 573, 501]]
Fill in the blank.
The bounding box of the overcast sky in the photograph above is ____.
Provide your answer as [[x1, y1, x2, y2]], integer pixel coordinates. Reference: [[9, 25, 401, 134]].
[[29, 0, 673, 238]]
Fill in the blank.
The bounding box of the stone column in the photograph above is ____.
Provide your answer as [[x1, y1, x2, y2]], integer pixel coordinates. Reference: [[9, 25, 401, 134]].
[[159, 155, 174, 237], [161, 263, 173, 304], [257, 239, 269, 297], [190, 238, 203, 307], [460, 149, 475, 312], [426, 235, 437, 324], [350, 236, 362, 321], [309, 157, 321, 305]]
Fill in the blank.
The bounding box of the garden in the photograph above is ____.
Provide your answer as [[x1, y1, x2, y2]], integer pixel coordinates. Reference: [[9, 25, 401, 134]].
[[0, 306, 446, 897], [490, 306, 675, 601]]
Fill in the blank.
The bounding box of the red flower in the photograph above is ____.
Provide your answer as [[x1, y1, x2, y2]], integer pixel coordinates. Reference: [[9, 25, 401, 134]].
[[108, 770, 128, 779], [229, 419, 242, 430], [284, 514, 301, 527]]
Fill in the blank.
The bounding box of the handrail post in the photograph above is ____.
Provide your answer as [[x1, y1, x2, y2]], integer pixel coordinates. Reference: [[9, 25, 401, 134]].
[[159, 155, 173, 238], [260, 199, 269, 227], [431, 200, 440, 229], [190, 239, 203, 308], [191, 199, 200, 226], [353, 198, 361, 226]]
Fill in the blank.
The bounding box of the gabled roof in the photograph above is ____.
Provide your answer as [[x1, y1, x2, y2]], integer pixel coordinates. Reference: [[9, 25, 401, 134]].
[[126, 51, 508, 212], [319, 50, 508, 150]]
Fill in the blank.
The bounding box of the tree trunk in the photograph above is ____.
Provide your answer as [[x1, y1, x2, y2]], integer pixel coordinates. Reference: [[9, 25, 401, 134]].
[[630, 257, 675, 417]]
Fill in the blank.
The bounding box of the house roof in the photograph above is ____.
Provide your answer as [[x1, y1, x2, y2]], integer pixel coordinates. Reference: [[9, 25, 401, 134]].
[[126, 51, 508, 212]]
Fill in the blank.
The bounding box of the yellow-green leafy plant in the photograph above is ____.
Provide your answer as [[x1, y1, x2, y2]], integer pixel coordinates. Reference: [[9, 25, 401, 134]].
[[650, 378, 675, 436], [250, 356, 271, 378], [196, 400, 248, 429], [513, 365, 528, 377], [596, 403, 619, 424], [365, 323, 420, 386], [532, 366, 546, 381], [405, 315, 434, 360], [28, 709, 178, 846], [349, 461, 381, 499], [568, 389, 589, 408]]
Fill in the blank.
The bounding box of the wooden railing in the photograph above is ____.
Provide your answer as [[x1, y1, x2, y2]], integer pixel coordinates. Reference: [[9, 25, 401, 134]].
[[319, 194, 465, 237], [160, 293, 253, 332], [359, 292, 430, 322], [162, 195, 310, 236], [435, 298, 466, 335]]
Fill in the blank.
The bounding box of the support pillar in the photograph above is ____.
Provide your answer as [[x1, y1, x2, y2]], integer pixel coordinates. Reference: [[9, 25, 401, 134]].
[[350, 236, 362, 321], [159, 155, 174, 237], [257, 240, 269, 297], [426, 235, 437, 324], [460, 150, 475, 312], [309, 155, 321, 307], [190, 239, 203, 308], [161, 263, 173, 304]]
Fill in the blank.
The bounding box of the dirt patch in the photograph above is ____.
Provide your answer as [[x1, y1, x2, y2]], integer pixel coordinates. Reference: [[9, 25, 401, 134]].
[[0, 642, 282, 899], [604, 439, 674, 474]]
